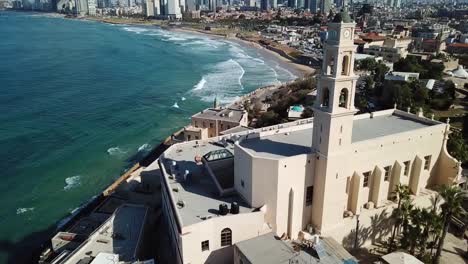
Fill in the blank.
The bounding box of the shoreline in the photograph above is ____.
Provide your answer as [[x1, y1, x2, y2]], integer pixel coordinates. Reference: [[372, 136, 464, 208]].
[[2, 11, 317, 263], [78, 14, 316, 78]]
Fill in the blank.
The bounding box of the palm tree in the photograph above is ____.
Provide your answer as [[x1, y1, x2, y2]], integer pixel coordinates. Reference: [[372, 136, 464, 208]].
[[433, 185, 466, 264], [417, 208, 435, 258], [388, 184, 410, 252], [399, 200, 414, 250]]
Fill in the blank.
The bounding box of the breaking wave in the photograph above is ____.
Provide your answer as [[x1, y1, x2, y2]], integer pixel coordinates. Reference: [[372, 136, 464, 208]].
[[193, 78, 207, 91], [122, 27, 148, 34], [64, 175, 81, 190], [190, 59, 245, 103]]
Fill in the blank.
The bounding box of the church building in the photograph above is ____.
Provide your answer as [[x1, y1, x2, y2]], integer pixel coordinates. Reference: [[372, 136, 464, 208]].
[[155, 12, 461, 264]]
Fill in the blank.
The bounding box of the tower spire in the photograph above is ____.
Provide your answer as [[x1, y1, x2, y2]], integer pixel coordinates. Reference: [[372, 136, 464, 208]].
[[311, 13, 358, 155]]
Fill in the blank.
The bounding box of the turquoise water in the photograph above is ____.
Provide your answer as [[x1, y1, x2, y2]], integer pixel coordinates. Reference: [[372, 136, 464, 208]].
[[0, 11, 295, 263]]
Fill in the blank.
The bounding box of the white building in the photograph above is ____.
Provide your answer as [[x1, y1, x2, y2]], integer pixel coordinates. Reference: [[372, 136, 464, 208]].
[[166, 0, 181, 18], [384, 71, 420, 82], [156, 12, 461, 264]]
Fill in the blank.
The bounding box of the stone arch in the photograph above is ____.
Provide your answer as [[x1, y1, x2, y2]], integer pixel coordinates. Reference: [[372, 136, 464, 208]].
[[341, 54, 350, 76], [339, 88, 349, 108], [322, 87, 330, 107]]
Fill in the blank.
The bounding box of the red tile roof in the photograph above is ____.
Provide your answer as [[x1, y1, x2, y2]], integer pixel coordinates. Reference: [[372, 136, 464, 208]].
[[360, 32, 386, 42], [448, 43, 468, 48]]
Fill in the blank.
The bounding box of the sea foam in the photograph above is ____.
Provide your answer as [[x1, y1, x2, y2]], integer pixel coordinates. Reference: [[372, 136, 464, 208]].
[[107, 147, 127, 156], [138, 143, 151, 152], [64, 175, 81, 190], [122, 27, 148, 34], [191, 59, 245, 103], [16, 207, 34, 215], [193, 78, 207, 91]]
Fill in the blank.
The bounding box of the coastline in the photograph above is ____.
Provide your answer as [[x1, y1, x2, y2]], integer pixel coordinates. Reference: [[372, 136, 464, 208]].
[[161, 26, 315, 78], [79, 15, 315, 78], [2, 11, 317, 263]]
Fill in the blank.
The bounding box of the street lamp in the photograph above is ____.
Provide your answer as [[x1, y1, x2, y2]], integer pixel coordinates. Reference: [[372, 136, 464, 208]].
[[354, 206, 362, 251]]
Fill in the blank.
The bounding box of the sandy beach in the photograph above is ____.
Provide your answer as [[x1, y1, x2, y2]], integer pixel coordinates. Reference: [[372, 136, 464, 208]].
[[78, 15, 315, 78], [169, 26, 315, 78]]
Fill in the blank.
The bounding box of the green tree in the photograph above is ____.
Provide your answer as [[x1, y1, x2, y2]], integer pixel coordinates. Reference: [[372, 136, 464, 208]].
[[373, 62, 390, 83], [447, 131, 468, 165], [389, 184, 411, 252], [462, 114, 468, 139], [363, 75, 375, 96], [412, 81, 429, 106], [434, 185, 466, 264], [356, 58, 377, 71]]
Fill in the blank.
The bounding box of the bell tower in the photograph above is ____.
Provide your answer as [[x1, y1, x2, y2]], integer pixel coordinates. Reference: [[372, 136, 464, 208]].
[[312, 11, 358, 156], [310, 11, 358, 233]]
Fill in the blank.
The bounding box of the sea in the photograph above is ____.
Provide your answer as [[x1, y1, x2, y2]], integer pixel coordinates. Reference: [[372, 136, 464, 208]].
[[0, 11, 296, 263]]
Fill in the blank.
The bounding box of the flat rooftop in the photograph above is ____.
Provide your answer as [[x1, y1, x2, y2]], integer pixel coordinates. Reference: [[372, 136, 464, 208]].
[[235, 232, 357, 264], [239, 111, 437, 159], [63, 204, 148, 264], [192, 107, 246, 123], [351, 112, 436, 142], [162, 140, 252, 227], [240, 128, 312, 159]]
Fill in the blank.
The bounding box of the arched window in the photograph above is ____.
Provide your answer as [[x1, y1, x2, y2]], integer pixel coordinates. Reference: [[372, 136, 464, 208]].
[[327, 56, 335, 75], [220, 228, 232, 246], [342, 55, 350, 76], [339, 88, 348, 108], [322, 88, 330, 107]]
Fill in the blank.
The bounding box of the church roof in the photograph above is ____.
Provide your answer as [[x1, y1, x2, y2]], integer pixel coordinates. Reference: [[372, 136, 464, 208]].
[[239, 110, 439, 159]]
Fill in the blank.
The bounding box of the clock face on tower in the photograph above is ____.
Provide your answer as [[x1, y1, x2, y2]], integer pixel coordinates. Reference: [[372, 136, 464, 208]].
[[343, 29, 350, 39]]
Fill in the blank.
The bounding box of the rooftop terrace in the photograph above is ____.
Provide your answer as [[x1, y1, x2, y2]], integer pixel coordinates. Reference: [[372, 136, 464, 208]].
[[161, 140, 252, 227], [62, 204, 148, 264]]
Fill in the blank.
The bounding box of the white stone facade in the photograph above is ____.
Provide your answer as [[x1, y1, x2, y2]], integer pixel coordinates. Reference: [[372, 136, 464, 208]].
[[156, 19, 461, 264]]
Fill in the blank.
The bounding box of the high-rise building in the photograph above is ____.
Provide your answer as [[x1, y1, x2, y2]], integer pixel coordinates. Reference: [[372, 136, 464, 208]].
[[309, 0, 318, 12], [321, 0, 330, 13], [75, 0, 88, 15], [87, 0, 96, 14], [260, 0, 268, 10], [146, 0, 155, 16], [166, 0, 181, 18], [269, 0, 276, 8], [296, 0, 304, 8], [287, 0, 296, 8]]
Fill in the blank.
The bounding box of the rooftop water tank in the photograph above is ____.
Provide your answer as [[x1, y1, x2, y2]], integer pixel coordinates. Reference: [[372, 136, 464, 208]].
[[219, 203, 229, 215], [230, 202, 239, 214]]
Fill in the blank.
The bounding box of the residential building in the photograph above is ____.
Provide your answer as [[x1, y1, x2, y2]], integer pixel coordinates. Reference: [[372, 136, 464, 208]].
[[166, 0, 181, 18], [146, 0, 155, 16], [362, 37, 411, 62], [384, 71, 420, 82], [157, 12, 461, 264], [183, 98, 249, 141], [88, 0, 96, 14]]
